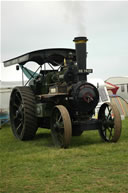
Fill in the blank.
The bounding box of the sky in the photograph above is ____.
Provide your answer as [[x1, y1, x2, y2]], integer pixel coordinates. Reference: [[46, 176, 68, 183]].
[[1, 0, 128, 81]]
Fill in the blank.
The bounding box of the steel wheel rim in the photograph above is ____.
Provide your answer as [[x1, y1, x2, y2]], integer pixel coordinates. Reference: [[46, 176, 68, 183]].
[[52, 108, 64, 146], [51, 105, 72, 148], [10, 90, 24, 138], [98, 102, 121, 142]]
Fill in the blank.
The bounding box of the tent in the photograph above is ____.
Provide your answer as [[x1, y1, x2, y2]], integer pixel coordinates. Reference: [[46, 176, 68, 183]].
[[105, 81, 119, 95], [0, 81, 22, 128], [110, 95, 128, 118], [105, 76, 128, 103]]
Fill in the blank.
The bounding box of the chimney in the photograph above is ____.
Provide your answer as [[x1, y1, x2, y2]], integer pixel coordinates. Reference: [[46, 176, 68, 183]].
[[73, 36, 88, 81]]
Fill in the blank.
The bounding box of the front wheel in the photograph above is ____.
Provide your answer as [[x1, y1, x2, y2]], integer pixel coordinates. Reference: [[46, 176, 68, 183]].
[[98, 102, 122, 142], [51, 105, 72, 148]]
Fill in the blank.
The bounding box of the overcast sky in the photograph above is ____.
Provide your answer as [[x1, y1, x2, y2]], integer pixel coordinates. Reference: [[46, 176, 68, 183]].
[[1, 1, 128, 81]]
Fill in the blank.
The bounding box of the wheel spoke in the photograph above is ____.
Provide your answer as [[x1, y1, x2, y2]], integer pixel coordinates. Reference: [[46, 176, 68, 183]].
[[16, 122, 23, 135], [107, 107, 112, 119], [107, 128, 113, 140], [14, 104, 24, 120], [58, 115, 62, 122]]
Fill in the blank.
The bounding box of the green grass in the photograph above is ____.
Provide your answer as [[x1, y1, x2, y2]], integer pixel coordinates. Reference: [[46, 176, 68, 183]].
[[0, 119, 128, 193]]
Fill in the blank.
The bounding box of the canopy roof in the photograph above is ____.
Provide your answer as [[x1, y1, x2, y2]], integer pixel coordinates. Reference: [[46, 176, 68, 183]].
[[3, 48, 76, 67], [105, 81, 119, 95]]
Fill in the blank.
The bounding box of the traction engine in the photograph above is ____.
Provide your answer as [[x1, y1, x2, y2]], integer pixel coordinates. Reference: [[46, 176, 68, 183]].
[[3, 37, 122, 148]]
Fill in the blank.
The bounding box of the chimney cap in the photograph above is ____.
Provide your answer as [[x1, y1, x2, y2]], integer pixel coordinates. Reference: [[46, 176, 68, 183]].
[[73, 36, 88, 42]]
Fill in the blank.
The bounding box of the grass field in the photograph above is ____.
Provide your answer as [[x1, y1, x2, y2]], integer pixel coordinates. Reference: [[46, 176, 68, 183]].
[[0, 119, 128, 193]]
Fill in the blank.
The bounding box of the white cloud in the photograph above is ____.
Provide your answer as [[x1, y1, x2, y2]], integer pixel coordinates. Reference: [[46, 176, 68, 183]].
[[1, 1, 128, 81]]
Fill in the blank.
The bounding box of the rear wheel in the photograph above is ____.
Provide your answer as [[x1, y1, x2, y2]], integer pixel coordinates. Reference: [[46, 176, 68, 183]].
[[10, 86, 37, 140], [98, 102, 121, 142], [51, 105, 72, 148]]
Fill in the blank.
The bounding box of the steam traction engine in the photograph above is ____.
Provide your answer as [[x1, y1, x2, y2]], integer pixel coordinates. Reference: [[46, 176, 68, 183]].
[[3, 37, 122, 148]]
